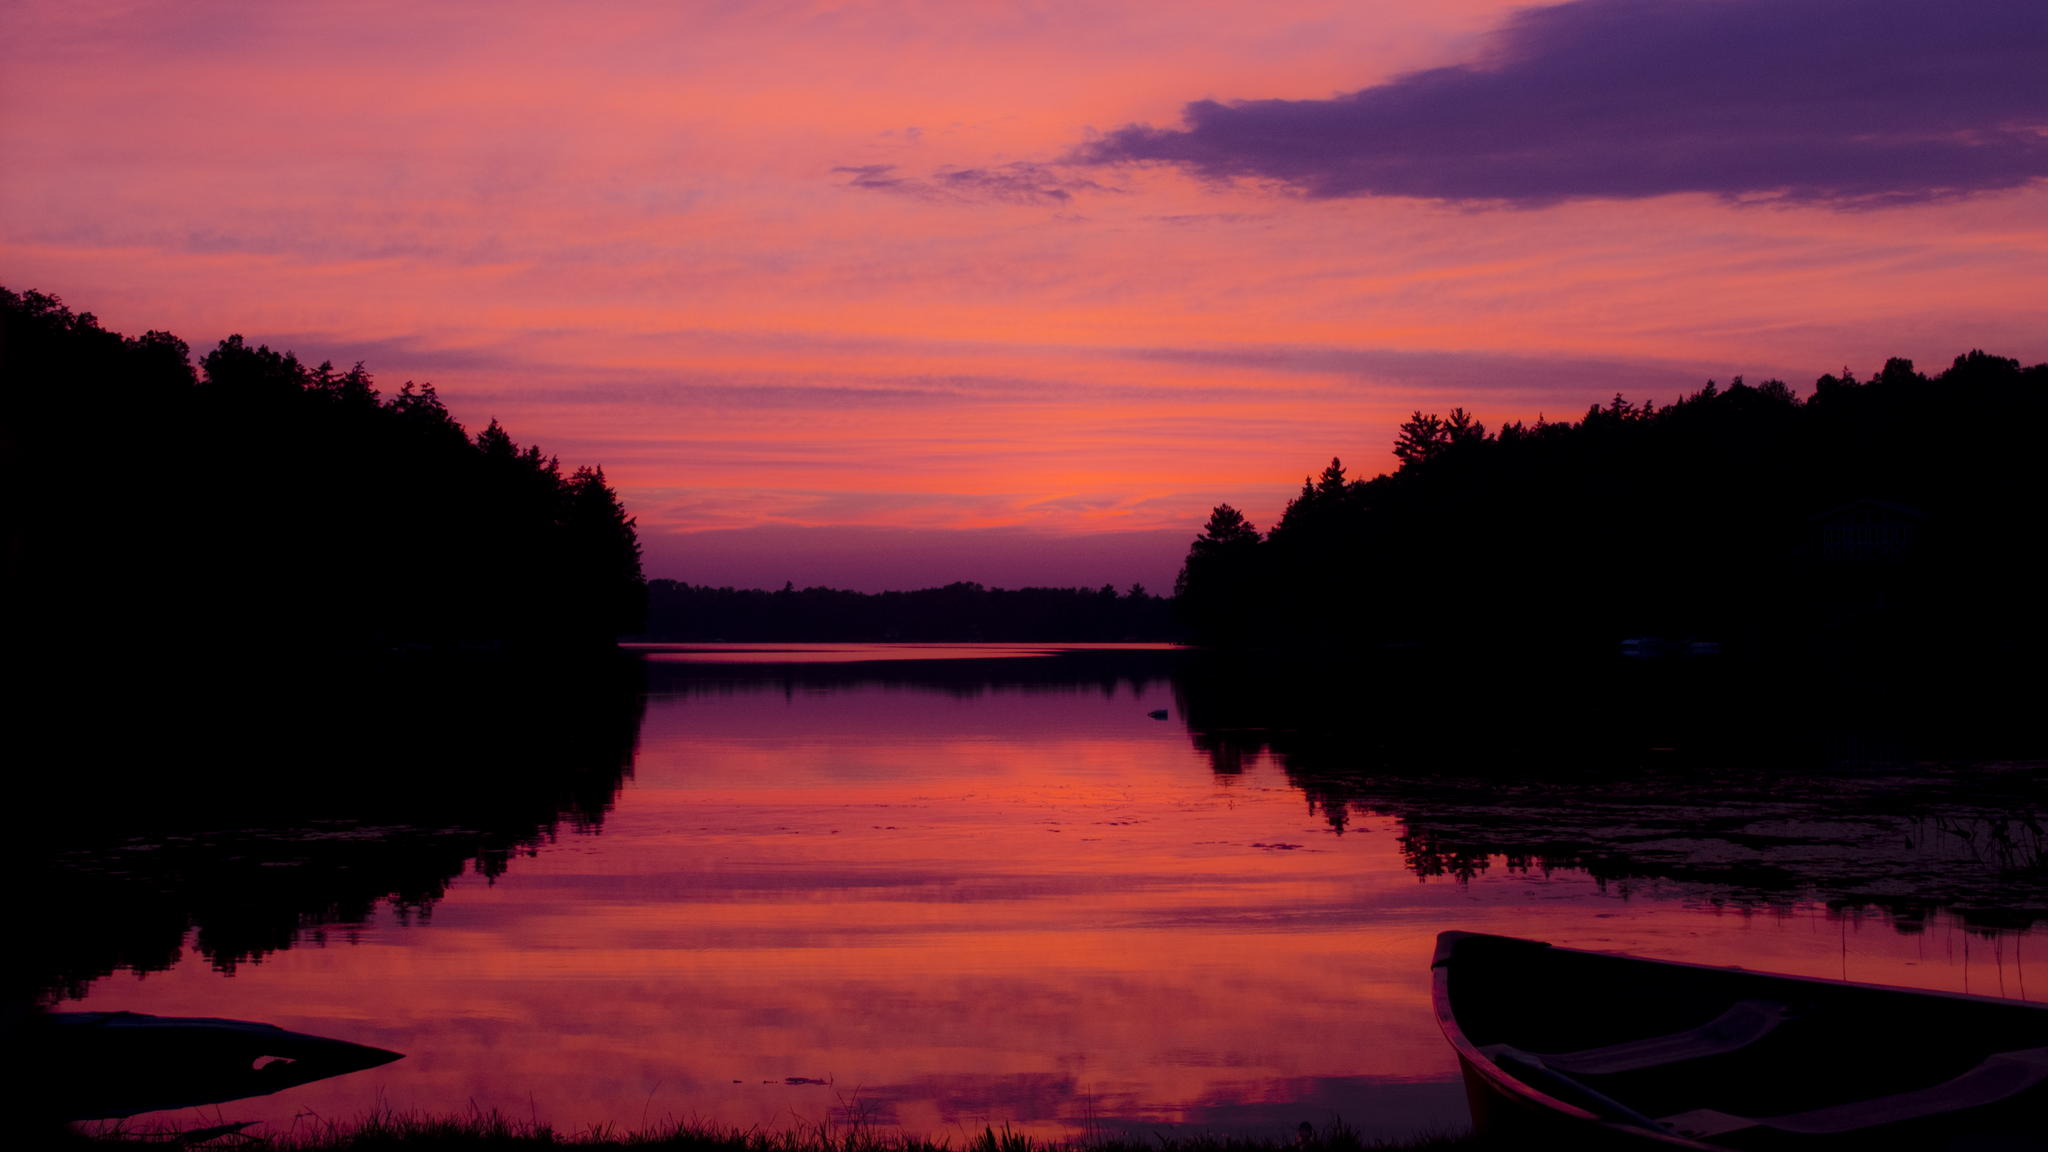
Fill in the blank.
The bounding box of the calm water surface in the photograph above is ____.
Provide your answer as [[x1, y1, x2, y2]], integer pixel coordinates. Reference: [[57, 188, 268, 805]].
[[56, 644, 2044, 1142]]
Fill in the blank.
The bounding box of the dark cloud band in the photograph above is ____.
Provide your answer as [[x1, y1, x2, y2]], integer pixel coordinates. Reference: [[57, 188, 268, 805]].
[[1075, 0, 2048, 208]]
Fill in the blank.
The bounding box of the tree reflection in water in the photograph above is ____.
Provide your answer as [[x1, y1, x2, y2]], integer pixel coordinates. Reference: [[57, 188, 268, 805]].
[[20, 652, 647, 1006], [21, 646, 1174, 1010], [23, 642, 2044, 1017], [1174, 650, 2048, 934]]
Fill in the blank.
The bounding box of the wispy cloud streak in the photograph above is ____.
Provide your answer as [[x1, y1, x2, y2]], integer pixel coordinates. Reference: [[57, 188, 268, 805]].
[[835, 162, 1116, 205]]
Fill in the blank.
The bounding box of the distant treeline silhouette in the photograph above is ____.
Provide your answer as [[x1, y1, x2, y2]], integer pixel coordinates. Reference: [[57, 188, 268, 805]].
[[4, 287, 643, 650], [1176, 352, 2048, 660], [640, 579, 1175, 642]]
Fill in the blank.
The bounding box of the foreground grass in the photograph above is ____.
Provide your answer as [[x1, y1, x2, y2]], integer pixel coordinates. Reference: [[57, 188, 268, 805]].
[[59, 1111, 1485, 1152]]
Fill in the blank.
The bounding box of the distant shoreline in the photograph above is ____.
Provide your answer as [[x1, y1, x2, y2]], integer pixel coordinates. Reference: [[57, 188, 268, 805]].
[[635, 580, 1180, 644]]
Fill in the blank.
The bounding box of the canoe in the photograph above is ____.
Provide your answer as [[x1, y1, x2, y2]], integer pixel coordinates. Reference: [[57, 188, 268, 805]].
[[37, 1010, 403, 1121], [1432, 931, 2048, 1149]]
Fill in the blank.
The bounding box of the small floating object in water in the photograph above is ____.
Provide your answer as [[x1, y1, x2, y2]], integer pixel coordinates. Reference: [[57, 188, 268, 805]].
[[1147, 709, 1169, 720], [1432, 931, 2048, 1148], [39, 1010, 403, 1121]]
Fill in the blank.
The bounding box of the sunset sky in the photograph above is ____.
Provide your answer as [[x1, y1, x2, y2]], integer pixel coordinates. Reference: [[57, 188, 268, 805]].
[[6, 0, 2045, 591]]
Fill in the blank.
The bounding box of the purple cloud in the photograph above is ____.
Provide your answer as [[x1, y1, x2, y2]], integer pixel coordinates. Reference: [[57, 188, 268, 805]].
[[835, 161, 1115, 205], [1075, 0, 2048, 207]]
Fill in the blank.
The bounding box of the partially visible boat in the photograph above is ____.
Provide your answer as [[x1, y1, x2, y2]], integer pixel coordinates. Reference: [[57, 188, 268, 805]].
[[1432, 931, 2048, 1149], [37, 1010, 403, 1121]]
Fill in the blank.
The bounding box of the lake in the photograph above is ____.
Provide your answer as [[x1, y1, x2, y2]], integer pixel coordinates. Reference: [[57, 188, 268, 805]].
[[36, 644, 2046, 1143]]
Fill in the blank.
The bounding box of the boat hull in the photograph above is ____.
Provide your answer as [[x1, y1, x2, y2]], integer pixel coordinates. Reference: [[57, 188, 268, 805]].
[[1433, 931, 2048, 1149], [34, 1010, 404, 1122]]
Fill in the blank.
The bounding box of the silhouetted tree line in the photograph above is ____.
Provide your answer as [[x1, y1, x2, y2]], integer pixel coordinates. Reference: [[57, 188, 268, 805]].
[[1176, 352, 2048, 662], [3, 287, 644, 652], [640, 579, 1176, 641]]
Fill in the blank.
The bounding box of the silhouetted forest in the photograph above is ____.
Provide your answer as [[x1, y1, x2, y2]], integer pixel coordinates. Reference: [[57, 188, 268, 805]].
[[4, 287, 644, 652], [639, 579, 1176, 641], [1176, 352, 2048, 662]]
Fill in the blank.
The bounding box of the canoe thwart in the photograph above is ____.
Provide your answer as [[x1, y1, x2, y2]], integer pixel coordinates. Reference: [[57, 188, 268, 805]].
[[1660, 1047, 2048, 1139], [1514, 999, 1792, 1076], [1476, 1045, 1671, 1132]]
